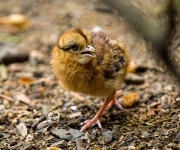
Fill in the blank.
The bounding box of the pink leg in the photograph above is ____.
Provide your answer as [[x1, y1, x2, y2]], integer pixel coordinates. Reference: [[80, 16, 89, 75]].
[[80, 96, 113, 132], [108, 90, 124, 110]]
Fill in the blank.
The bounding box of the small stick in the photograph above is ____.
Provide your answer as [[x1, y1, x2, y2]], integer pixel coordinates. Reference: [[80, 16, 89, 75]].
[[0, 94, 14, 102], [31, 115, 46, 129]]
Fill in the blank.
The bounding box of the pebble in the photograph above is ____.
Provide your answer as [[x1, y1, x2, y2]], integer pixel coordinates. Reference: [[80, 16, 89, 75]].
[[26, 134, 34, 142], [91, 26, 102, 33], [42, 105, 49, 115], [164, 85, 173, 91], [50, 128, 84, 141], [102, 130, 113, 141], [141, 131, 150, 138], [48, 112, 54, 118], [128, 145, 136, 150], [175, 132, 180, 142], [70, 106, 77, 111]]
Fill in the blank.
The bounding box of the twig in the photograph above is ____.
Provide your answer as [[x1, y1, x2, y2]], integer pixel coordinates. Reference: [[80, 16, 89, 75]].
[[0, 94, 14, 102]]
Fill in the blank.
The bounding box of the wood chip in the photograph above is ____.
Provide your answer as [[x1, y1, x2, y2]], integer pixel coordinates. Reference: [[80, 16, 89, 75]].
[[69, 112, 82, 118]]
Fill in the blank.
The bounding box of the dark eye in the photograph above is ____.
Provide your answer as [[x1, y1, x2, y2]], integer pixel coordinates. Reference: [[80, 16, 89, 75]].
[[69, 43, 78, 51]]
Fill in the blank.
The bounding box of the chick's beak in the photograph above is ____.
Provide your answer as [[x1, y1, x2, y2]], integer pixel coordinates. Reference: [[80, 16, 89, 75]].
[[80, 44, 96, 57]]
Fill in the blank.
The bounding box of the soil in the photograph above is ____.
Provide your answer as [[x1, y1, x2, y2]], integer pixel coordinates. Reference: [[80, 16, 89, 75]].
[[0, 0, 180, 149]]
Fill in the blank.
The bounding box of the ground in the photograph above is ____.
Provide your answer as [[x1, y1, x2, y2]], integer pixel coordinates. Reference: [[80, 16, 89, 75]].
[[0, 0, 180, 150]]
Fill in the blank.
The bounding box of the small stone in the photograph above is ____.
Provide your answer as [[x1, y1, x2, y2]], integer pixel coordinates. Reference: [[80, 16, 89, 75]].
[[26, 134, 34, 142], [42, 105, 49, 115], [164, 85, 173, 91], [70, 106, 77, 111], [175, 132, 180, 142], [8, 112, 15, 119], [0, 105, 5, 112], [48, 112, 53, 118], [92, 26, 102, 33], [67, 141, 72, 146], [139, 107, 146, 113], [102, 130, 113, 141], [50, 128, 84, 141], [128, 145, 136, 150], [141, 131, 150, 138]]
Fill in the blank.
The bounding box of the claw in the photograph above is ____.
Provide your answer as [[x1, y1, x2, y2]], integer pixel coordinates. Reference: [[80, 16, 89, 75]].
[[80, 119, 102, 132]]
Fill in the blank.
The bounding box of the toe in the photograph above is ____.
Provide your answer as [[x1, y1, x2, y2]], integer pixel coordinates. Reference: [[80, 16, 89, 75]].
[[80, 120, 94, 132]]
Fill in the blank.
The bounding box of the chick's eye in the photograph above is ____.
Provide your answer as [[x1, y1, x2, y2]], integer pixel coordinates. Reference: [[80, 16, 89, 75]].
[[69, 43, 78, 51]]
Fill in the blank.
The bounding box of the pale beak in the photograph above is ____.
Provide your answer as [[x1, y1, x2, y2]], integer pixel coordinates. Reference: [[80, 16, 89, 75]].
[[80, 44, 96, 57]]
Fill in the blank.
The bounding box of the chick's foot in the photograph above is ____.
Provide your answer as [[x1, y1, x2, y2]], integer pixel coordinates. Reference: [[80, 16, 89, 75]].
[[108, 90, 124, 110], [80, 118, 102, 132], [80, 95, 115, 132]]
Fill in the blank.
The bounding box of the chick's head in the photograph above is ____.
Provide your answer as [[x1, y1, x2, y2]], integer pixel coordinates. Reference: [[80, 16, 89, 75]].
[[58, 28, 95, 64]]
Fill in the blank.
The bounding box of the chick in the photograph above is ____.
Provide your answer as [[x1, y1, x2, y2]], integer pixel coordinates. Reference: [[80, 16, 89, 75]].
[[50, 28, 130, 131]]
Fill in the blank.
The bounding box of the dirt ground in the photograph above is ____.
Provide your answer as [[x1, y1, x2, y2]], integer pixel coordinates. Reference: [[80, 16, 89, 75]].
[[0, 0, 180, 149]]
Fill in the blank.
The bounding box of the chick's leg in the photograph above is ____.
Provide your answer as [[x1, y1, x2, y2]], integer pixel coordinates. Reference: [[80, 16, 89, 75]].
[[108, 90, 124, 110], [81, 95, 114, 132]]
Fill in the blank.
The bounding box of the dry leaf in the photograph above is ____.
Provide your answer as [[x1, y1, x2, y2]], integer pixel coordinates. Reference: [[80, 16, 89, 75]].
[[14, 93, 31, 105], [19, 77, 33, 86], [122, 92, 139, 107], [0, 14, 31, 29], [16, 122, 28, 137]]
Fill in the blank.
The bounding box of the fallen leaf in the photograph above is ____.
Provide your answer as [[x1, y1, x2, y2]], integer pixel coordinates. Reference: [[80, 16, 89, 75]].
[[16, 122, 28, 137], [122, 92, 139, 107], [14, 93, 31, 105], [0, 14, 31, 29], [19, 77, 33, 86]]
